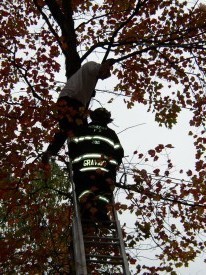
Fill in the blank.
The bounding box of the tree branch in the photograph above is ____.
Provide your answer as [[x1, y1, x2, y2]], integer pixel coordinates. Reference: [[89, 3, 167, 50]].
[[116, 182, 206, 208], [43, 0, 80, 77], [33, 0, 62, 50], [45, 0, 65, 29], [117, 123, 146, 134], [102, 0, 147, 62]]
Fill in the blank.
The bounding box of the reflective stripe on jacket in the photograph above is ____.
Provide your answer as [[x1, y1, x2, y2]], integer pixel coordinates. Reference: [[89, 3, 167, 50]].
[[69, 122, 124, 174]]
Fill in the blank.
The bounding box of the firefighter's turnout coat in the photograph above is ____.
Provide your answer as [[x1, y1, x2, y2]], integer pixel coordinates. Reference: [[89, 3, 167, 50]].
[[69, 122, 124, 180]]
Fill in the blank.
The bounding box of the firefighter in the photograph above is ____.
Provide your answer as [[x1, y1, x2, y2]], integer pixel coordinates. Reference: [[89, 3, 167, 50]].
[[42, 59, 114, 164], [69, 108, 124, 221]]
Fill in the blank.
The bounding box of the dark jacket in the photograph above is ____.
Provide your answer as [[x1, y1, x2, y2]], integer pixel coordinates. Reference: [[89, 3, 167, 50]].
[[69, 122, 124, 177]]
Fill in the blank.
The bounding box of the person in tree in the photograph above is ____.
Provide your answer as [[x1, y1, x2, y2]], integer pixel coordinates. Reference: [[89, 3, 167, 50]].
[[42, 59, 114, 163], [69, 108, 124, 221]]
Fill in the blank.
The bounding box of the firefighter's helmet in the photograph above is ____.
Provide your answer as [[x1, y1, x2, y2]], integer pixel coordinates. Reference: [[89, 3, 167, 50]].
[[90, 108, 113, 124]]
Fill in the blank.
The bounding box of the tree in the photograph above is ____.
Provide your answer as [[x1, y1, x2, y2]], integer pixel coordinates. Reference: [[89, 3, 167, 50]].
[[0, 0, 205, 273], [0, 161, 73, 273]]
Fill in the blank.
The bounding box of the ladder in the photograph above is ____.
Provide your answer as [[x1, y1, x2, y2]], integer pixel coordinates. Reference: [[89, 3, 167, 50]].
[[71, 177, 130, 274]]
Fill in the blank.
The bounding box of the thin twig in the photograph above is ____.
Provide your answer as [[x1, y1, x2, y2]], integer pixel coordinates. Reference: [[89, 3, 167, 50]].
[[118, 123, 146, 134]]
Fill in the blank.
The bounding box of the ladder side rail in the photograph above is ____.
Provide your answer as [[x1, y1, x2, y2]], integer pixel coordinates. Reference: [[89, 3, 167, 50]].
[[68, 159, 87, 275], [112, 197, 131, 275], [72, 218, 87, 274]]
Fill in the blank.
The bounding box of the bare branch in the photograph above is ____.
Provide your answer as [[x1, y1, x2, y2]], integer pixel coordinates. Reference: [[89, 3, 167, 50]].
[[116, 182, 206, 208], [102, 0, 147, 62], [117, 123, 146, 134]]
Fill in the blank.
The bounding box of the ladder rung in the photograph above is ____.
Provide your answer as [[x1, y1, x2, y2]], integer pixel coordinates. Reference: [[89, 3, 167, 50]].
[[86, 254, 123, 260], [84, 232, 118, 238], [81, 219, 116, 225], [84, 236, 119, 241], [86, 258, 124, 265], [84, 240, 120, 246], [82, 221, 116, 228], [98, 221, 116, 226]]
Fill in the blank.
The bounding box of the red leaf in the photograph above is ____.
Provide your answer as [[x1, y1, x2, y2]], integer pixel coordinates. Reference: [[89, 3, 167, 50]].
[[148, 149, 156, 157]]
